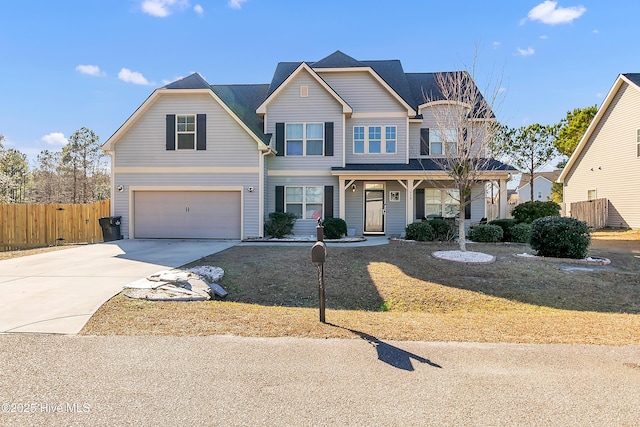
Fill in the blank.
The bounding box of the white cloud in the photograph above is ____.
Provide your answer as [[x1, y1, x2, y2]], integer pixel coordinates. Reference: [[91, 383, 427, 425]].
[[516, 47, 535, 56], [41, 132, 68, 146], [141, 0, 188, 17], [228, 0, 247, 9], [526, 1, 586, 25], [118, 68, 152, 85], [539, 35, 549, 40], [76, 64, 104, 76], [492, 41, 501, 49], [193, 4, 203, 15], [592, 29, 599, 34]]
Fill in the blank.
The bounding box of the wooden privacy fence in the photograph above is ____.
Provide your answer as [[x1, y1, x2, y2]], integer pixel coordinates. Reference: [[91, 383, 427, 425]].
[[0, 200, 110, 251], [570, 198, 608, 229]]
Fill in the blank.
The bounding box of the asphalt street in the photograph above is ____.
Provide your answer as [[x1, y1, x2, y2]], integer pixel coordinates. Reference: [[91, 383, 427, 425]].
[[0, 334, 638, 426]]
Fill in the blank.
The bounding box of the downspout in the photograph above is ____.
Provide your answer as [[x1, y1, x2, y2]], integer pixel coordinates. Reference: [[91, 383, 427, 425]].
[[259, 149, 268, 238], [108, 151, 115, 216]]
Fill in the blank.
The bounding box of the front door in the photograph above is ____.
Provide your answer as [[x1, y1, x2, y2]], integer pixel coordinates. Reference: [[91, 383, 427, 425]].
[[364, 189, 385, 233]]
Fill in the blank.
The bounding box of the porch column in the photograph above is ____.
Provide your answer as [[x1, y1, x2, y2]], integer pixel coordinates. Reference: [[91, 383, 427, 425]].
[[406, 179, 414, 226], [499, 178, 508, 219], [339, 178, 346, 219]]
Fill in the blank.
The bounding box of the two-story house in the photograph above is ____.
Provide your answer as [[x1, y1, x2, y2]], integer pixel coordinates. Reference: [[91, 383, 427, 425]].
[[102, 51, 515, 239]]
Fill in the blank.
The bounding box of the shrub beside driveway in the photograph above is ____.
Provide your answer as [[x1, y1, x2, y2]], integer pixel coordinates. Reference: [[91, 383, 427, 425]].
[[82, 238, 640, 345]]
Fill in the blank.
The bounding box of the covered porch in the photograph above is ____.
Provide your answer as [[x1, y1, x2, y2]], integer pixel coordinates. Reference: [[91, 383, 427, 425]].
[[331, 161, 513, 236]]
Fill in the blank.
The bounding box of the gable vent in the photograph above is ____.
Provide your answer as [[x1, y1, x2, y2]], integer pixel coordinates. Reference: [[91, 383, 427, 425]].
[[300, 85, 309, 98]]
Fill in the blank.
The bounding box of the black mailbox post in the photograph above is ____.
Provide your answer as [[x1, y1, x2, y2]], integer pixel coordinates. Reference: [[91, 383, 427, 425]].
[[311, 219, 327, 323]]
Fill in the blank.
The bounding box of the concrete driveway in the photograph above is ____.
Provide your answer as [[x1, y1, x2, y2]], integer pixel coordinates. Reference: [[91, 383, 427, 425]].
[[0, 239, 238, 334]]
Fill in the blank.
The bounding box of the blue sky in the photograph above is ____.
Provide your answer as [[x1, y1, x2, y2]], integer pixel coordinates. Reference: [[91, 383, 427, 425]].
[[1, 0, 639, 164]]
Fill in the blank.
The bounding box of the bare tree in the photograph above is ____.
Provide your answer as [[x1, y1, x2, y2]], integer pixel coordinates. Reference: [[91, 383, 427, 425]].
[[422, 67, 503, 251]]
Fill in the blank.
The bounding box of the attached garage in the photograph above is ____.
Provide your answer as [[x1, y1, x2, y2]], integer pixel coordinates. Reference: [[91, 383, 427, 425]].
[[133, 191, 241, 239]]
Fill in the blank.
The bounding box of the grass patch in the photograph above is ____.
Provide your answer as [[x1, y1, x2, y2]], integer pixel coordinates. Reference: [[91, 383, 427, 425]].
[[82, 239, 640, 344]]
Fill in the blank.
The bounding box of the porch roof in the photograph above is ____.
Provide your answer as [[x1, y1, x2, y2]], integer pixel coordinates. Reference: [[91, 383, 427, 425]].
[[331, 159, 517, 175]]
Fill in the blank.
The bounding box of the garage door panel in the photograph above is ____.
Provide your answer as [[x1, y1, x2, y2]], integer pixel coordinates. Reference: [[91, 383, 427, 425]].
[[134, 191, 241, 239]]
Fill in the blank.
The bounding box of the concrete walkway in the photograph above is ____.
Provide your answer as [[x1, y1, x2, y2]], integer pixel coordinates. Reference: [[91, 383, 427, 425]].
[[0, 239, 238, 334]]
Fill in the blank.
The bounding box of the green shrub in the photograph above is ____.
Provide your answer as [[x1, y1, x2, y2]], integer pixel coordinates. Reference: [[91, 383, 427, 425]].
[[468, 224, 503, 243], [322, 218, 348, 239], [512, 201, 561, 224], [430, 218, 456, 241], [530, 216, 591, 259], [509, 223, 532, 243], [264, 212, 297, 238], [405, 222, 435, 241], [488, 218, 517, 241]]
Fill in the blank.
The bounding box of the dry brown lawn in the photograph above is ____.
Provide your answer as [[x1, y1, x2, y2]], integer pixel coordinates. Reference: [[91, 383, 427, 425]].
[[82, 237, 640, 345]]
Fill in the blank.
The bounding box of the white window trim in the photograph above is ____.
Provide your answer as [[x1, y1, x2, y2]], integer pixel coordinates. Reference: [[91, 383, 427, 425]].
[[429, 128, 458, 157], [285, 185, 324, 220], [423, 188, 460, 218], [285, 123, 324, 156], [587, 189, 597, 201], [176, 114, 197, 150], [353, 125, 397, 154]]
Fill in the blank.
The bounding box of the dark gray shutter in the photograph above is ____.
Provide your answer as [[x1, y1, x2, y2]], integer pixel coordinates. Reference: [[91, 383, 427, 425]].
[[275, 123, 284, 156], [324, 122, 334, 156], [420, 128, 429, 155], [462, 127, 468, 142], [196, 114, 206, 150], [465, 193, 471, 220], [415, 188, 425, 220], [324, 186, 333, 218], [275, 186, 284, 212], [166, 114, 176, 150]]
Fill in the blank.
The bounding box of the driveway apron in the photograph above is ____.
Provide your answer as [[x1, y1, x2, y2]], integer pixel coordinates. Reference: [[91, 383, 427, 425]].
[[0, 239, 237, 334]]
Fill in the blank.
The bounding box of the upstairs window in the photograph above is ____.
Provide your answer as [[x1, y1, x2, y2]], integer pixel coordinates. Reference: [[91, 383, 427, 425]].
[[177, 115, 196, 149], [429, 129, 457, 156], [637, 129, 640, 157], [353, 125, 397, 154], [286, 123, 323, 156]]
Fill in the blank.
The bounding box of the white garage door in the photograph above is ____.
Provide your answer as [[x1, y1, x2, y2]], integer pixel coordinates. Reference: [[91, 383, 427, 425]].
[[134, 191, 241, 239]]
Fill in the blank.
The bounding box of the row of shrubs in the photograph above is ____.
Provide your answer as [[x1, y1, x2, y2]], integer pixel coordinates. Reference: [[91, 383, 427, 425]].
[[264, 212, 348, 239], [467, 200, 591, 259]]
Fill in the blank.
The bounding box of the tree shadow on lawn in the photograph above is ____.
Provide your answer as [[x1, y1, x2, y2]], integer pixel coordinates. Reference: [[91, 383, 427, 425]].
[[191, 240, 640, 315]]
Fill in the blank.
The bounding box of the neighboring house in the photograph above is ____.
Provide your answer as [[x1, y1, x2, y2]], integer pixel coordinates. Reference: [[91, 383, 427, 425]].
[[516, 171, 561, 203], [558, 73, 640, 229], [102, 51, 515, 239]]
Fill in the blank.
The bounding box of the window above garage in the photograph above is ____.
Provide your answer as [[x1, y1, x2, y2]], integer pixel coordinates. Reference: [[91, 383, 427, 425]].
[[166, 114, 207, 150]]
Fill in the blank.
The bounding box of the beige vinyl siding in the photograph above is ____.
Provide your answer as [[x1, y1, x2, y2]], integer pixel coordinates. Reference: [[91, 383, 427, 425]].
[[115, 93, 260, 168], [564, 82, 640, 228], [265, 70, 344, 171], [345, 117, 407, 164], [319, 71, 407, 113], [114, 172, 260, 239], [266, 175, 339, 236]]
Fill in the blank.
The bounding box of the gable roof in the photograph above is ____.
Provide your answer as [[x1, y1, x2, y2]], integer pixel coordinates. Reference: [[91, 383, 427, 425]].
[[102, 73, 270, 150], [257, 62, 353, 115], [517, 170, 561, 191], [211, 84, 270, 143], [558, 73, 640, 183]]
